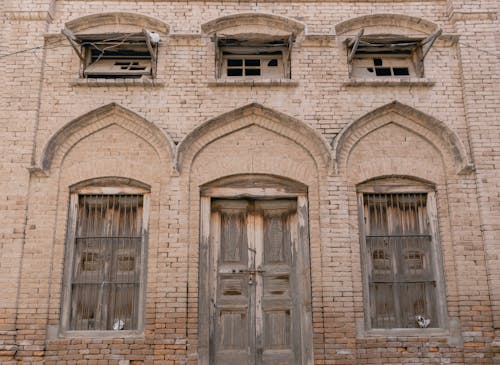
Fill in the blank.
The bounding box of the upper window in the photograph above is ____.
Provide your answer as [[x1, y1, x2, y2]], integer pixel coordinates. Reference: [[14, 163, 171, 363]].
[[63, 28, 160, 79], [357, 180, 446, 331], [346, 29, 441, 78], [61, 183, 149, 334], [201, 13, 304, 81], [216, 36, 292, 79]]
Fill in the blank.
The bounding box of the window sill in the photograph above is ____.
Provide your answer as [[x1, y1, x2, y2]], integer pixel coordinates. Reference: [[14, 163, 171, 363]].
[[207, 79, 298, 87], [53, 329, 145, 339], [344, 78, 435, 87], [71, 78, 165, 87], [362, 328, 449, 338]]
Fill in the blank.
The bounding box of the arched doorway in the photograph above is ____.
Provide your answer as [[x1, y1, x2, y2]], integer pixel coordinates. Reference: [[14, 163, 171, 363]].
[[199, 175, 313, 365]]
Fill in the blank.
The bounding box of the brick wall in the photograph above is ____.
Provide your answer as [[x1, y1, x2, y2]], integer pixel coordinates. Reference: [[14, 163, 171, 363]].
[[1, 0, 498, 364]]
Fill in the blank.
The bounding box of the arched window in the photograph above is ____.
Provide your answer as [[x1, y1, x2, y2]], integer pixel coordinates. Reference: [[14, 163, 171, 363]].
[[60, 178, 150, 335], [357, 177, 447, 332], [336, 14, 442, 79], [62, 13, 169, 79], [201, 13, 305, 80]]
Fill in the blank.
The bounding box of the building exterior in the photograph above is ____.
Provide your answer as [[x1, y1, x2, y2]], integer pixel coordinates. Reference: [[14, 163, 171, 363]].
[[1, 0, 499, 364]]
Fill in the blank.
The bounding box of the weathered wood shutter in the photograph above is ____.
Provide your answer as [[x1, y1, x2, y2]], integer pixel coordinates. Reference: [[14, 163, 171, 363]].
[[70, 194, 143, 331], [363, 193, 437, 329]]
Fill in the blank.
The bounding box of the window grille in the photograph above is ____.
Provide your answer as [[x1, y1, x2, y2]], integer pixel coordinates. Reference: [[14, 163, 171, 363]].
[[361, 193, 438, 329], [69, 194, 143, 331]]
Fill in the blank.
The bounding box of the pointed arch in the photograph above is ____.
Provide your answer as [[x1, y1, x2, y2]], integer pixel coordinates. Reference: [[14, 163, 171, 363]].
[[335, 13, 439, 35], [201, 12, 305, 37], [40, 103, 175, 173], [65, 12, 170, 35], [332, 101, 472, 174], [176, 103, 332, 173]]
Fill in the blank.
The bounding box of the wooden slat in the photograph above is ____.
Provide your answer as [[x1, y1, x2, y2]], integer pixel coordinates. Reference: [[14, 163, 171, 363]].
[[362, 192, 439, 329]]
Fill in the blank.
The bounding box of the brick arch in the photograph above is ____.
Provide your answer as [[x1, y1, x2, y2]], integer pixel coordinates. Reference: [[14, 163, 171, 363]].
[[201, 12, 305, 37], [332, 101, 472, 175], [176, 103, 332, 174], [40, 103, 175, 173], [335, 13, 439, 35], [65, 12, 170, 35]]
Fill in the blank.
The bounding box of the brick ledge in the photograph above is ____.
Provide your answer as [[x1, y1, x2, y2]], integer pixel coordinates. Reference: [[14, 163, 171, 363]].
[[71, 78, 165, 87], [208, 79, 299, 87], [344, 78, 435, 87]]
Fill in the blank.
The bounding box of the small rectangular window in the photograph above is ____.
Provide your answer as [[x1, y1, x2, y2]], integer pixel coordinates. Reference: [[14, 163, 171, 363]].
[[360, 192, 441, 329], [346, 30, 442, 79], [62, 29, 160, 79], [64, 193, 146, 332], [216, 37, 292, 79]]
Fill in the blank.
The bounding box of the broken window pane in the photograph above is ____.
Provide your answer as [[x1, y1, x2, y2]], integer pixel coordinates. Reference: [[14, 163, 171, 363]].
[[75, 33, 158, 79], [347, 35, 424, 78], [218, 37, 290, 79]]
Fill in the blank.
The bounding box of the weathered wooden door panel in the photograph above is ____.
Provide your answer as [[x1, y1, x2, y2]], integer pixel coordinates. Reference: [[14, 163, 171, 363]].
[[256, 200, 298, 365], [211, 200, 253, 365], [209, 199, 302, 365]]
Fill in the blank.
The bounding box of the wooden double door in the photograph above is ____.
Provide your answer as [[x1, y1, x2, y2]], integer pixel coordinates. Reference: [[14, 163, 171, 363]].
[[208, 198, 308, 365]]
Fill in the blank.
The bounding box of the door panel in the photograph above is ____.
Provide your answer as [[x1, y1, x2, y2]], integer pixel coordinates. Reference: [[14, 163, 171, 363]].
[[257, 201, 297, 365], [212, 200, 252, 365], [210, 199, 300, 365]]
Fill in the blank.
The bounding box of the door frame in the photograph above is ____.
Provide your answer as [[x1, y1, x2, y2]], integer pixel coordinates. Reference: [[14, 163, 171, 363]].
[[198, 174, 313, 365]]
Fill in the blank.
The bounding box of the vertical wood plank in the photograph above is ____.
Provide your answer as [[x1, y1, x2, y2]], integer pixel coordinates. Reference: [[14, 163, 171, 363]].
[[427, 191, 446, 328], [62, 193, 79, 331], [297, 195, 313, 365], [254, 209, 263, 364], [198, 196, 211, 364]]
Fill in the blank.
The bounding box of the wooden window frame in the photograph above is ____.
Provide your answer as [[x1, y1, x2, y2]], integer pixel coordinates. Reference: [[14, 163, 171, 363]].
[[62, 28, 159, 79], [357, 178, 448, 336], [215, 36, 292, 79], [346, 29, 442, 79], [59, 183, 150, 338]]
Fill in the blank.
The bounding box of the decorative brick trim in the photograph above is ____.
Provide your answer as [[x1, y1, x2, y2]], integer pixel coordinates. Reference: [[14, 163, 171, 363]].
[[65, 12, 170, 35], [332, 101, 473, 175], [40, 103, 175, 173], [201, 12, 305, 36], [176, 103, 332, 173], [335, 13, 439, 35]]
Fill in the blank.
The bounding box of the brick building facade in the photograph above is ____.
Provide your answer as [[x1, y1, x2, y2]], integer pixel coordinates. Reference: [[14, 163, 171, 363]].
[[1, 0, 499, 364]]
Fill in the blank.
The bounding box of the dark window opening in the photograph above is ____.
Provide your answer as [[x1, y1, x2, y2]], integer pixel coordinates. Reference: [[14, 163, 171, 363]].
[[268, 59, 278, 67], [227, 59, 243, 67], [393, 67, 410, 76], [227, 68, 243, 77], [375, 68, 392, 76], [245, 69, 261, 76], [245, 59, 260, 67]]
